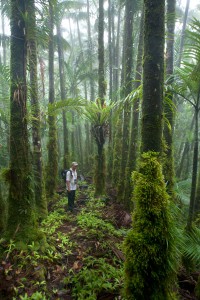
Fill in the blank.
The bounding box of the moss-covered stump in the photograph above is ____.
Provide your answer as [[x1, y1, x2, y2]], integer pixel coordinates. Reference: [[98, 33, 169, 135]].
[[124, 152, 177, 300]]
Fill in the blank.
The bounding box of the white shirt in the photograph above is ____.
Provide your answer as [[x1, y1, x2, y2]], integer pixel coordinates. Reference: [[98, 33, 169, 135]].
[[66, 168, 77, 191]]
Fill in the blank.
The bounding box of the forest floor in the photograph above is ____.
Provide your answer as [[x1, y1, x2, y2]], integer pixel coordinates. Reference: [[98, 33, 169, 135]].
[[0, 180, 199, 300]]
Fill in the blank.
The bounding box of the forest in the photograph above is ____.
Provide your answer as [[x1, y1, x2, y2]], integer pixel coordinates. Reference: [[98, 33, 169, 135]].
[[0, 0, 200, 299]]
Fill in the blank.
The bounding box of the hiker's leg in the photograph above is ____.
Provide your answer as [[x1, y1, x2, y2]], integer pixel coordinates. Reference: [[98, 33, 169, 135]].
[[68, 191, 73, 211], [71, 190, 75, 211]]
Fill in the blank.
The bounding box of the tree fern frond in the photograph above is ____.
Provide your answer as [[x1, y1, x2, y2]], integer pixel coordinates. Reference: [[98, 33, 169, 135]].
[[48, 97, 85, 116], [183, 226, 200, 263]]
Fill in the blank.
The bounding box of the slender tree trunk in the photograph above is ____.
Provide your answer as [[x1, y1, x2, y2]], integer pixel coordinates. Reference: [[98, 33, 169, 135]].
[[187, 97, 200, 229], [112, 115, 123, 186], [93, 0, 106, 196], [113, 5, 121, 101], [117, 0, 134, 202], [7, 0, 36, 239], [163, 0, 176, 194], [124, 2, 175, 298], [27, 0, 47, 219], [176, 116, 194, 179], [87, 0, 95, 101], [56, 22, 70, 169], [0, 183, 5, 233], [108, 0, 113, 101], [176, 0, 190, 67], [1, 2, 6, 66], [141, 0, 165, 153], [98, 0, 106, 103], [123, 8, 144, 206], [46, 0, 58, 198]]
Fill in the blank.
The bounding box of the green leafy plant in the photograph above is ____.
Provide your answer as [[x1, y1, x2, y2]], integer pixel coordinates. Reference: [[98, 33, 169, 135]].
[[65, 256, 123, 300], [13, 291, 47, 300]]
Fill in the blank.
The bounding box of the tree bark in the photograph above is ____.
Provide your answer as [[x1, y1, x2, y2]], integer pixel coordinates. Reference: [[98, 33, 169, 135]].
[[27, 0, 47, 219], [46, 0, 58, 198], [141, 0, 165, 153], [187, 90, 200, 229], [98, 0, 106, 103], [56, 22, 70, 169], [124, 8, 144, 207], [176, 0, 190, 68], [117, 0, 134, 202], [163, 0, 176, 194], [7, 0, 36, 239]]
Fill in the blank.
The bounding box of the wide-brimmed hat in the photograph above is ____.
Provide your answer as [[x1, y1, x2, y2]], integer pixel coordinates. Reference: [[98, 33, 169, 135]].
[[72, 161, 78, 166]]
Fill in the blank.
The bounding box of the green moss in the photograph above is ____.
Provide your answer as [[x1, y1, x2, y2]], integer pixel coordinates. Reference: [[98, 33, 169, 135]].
[[0, 183, 6, 233], [123, 152, 178, 300], [112, 117, 123, 187], [94, 149, 105, 196], [46, 115, 58, 198]]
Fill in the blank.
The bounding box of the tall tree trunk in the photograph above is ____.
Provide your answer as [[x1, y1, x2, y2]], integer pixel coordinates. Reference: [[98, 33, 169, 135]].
[[46, 0, 58, 198], [113, 5, 121, 101], [27, 0, 47, 219], [163, 0, 176, 195], [124, 2, 175, 298], [124, 8, 144, 206], [176, 0, 190, 67], [176, 116, 194, 179], [56, 22, 70, 169], [98, 0, 106, 103], [108, 0, 113, 101], [141, 0, 164, 153], [1, 1, 6, 66], [117, 0, 134, 202], [0, 183, 5, 233], [87, 0, 95, 101], [7, 0, 36, 240], [187, 94, 200, 229], [112, 115, 123, 185], [93, 0, 106, 196]]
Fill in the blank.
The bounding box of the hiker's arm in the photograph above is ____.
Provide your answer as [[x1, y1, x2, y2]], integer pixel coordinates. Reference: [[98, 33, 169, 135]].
[[66, 171, 71, 191], [66, 180, 70, 191]]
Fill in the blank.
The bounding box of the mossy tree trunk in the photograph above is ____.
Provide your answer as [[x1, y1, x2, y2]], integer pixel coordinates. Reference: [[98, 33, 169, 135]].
[[0, 183, 6, 233], [117, 0, 134, 203], [124, 1, 177, 299], [112, 4, 121, 102], [141, 0, 164, 153], [176, 0, 190, 68], [27, 0, 47, 219], [46, 0, 58, 198], [112, 116, 123, 186], [86, 0, 95, 102], [187, 102, 199, 229], [106, 0, 113, 182], [98, 0, 106, 104], [124, 8, 144, 207], [7, 0, 36, 240], [163, 0, 176, 195], [92, 0, 106, 196], [176, 116, 194, 179], [94, 132, 105, 196], [124, 153, 177, 300], [56, 22, 70, 169]]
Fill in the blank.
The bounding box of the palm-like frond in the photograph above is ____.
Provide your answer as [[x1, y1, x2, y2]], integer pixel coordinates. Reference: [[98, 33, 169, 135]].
[[54, 34, 71, 51], [183, 226, 200, 264], [173, 18, 200, 108], [84, 101, 116, 126], [48, 97, 85, 116]]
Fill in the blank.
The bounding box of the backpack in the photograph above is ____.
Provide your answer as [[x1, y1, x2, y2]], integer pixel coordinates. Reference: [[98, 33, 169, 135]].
[[61, 169, 72, 182]]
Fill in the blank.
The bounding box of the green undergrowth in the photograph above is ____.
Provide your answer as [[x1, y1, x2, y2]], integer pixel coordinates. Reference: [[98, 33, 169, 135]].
[[0, 187, 127, 300], [65, 256, 124, 300]]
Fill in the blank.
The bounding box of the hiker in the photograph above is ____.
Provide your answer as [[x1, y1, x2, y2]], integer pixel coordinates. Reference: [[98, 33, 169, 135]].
[[66, 162, 78, 212]]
